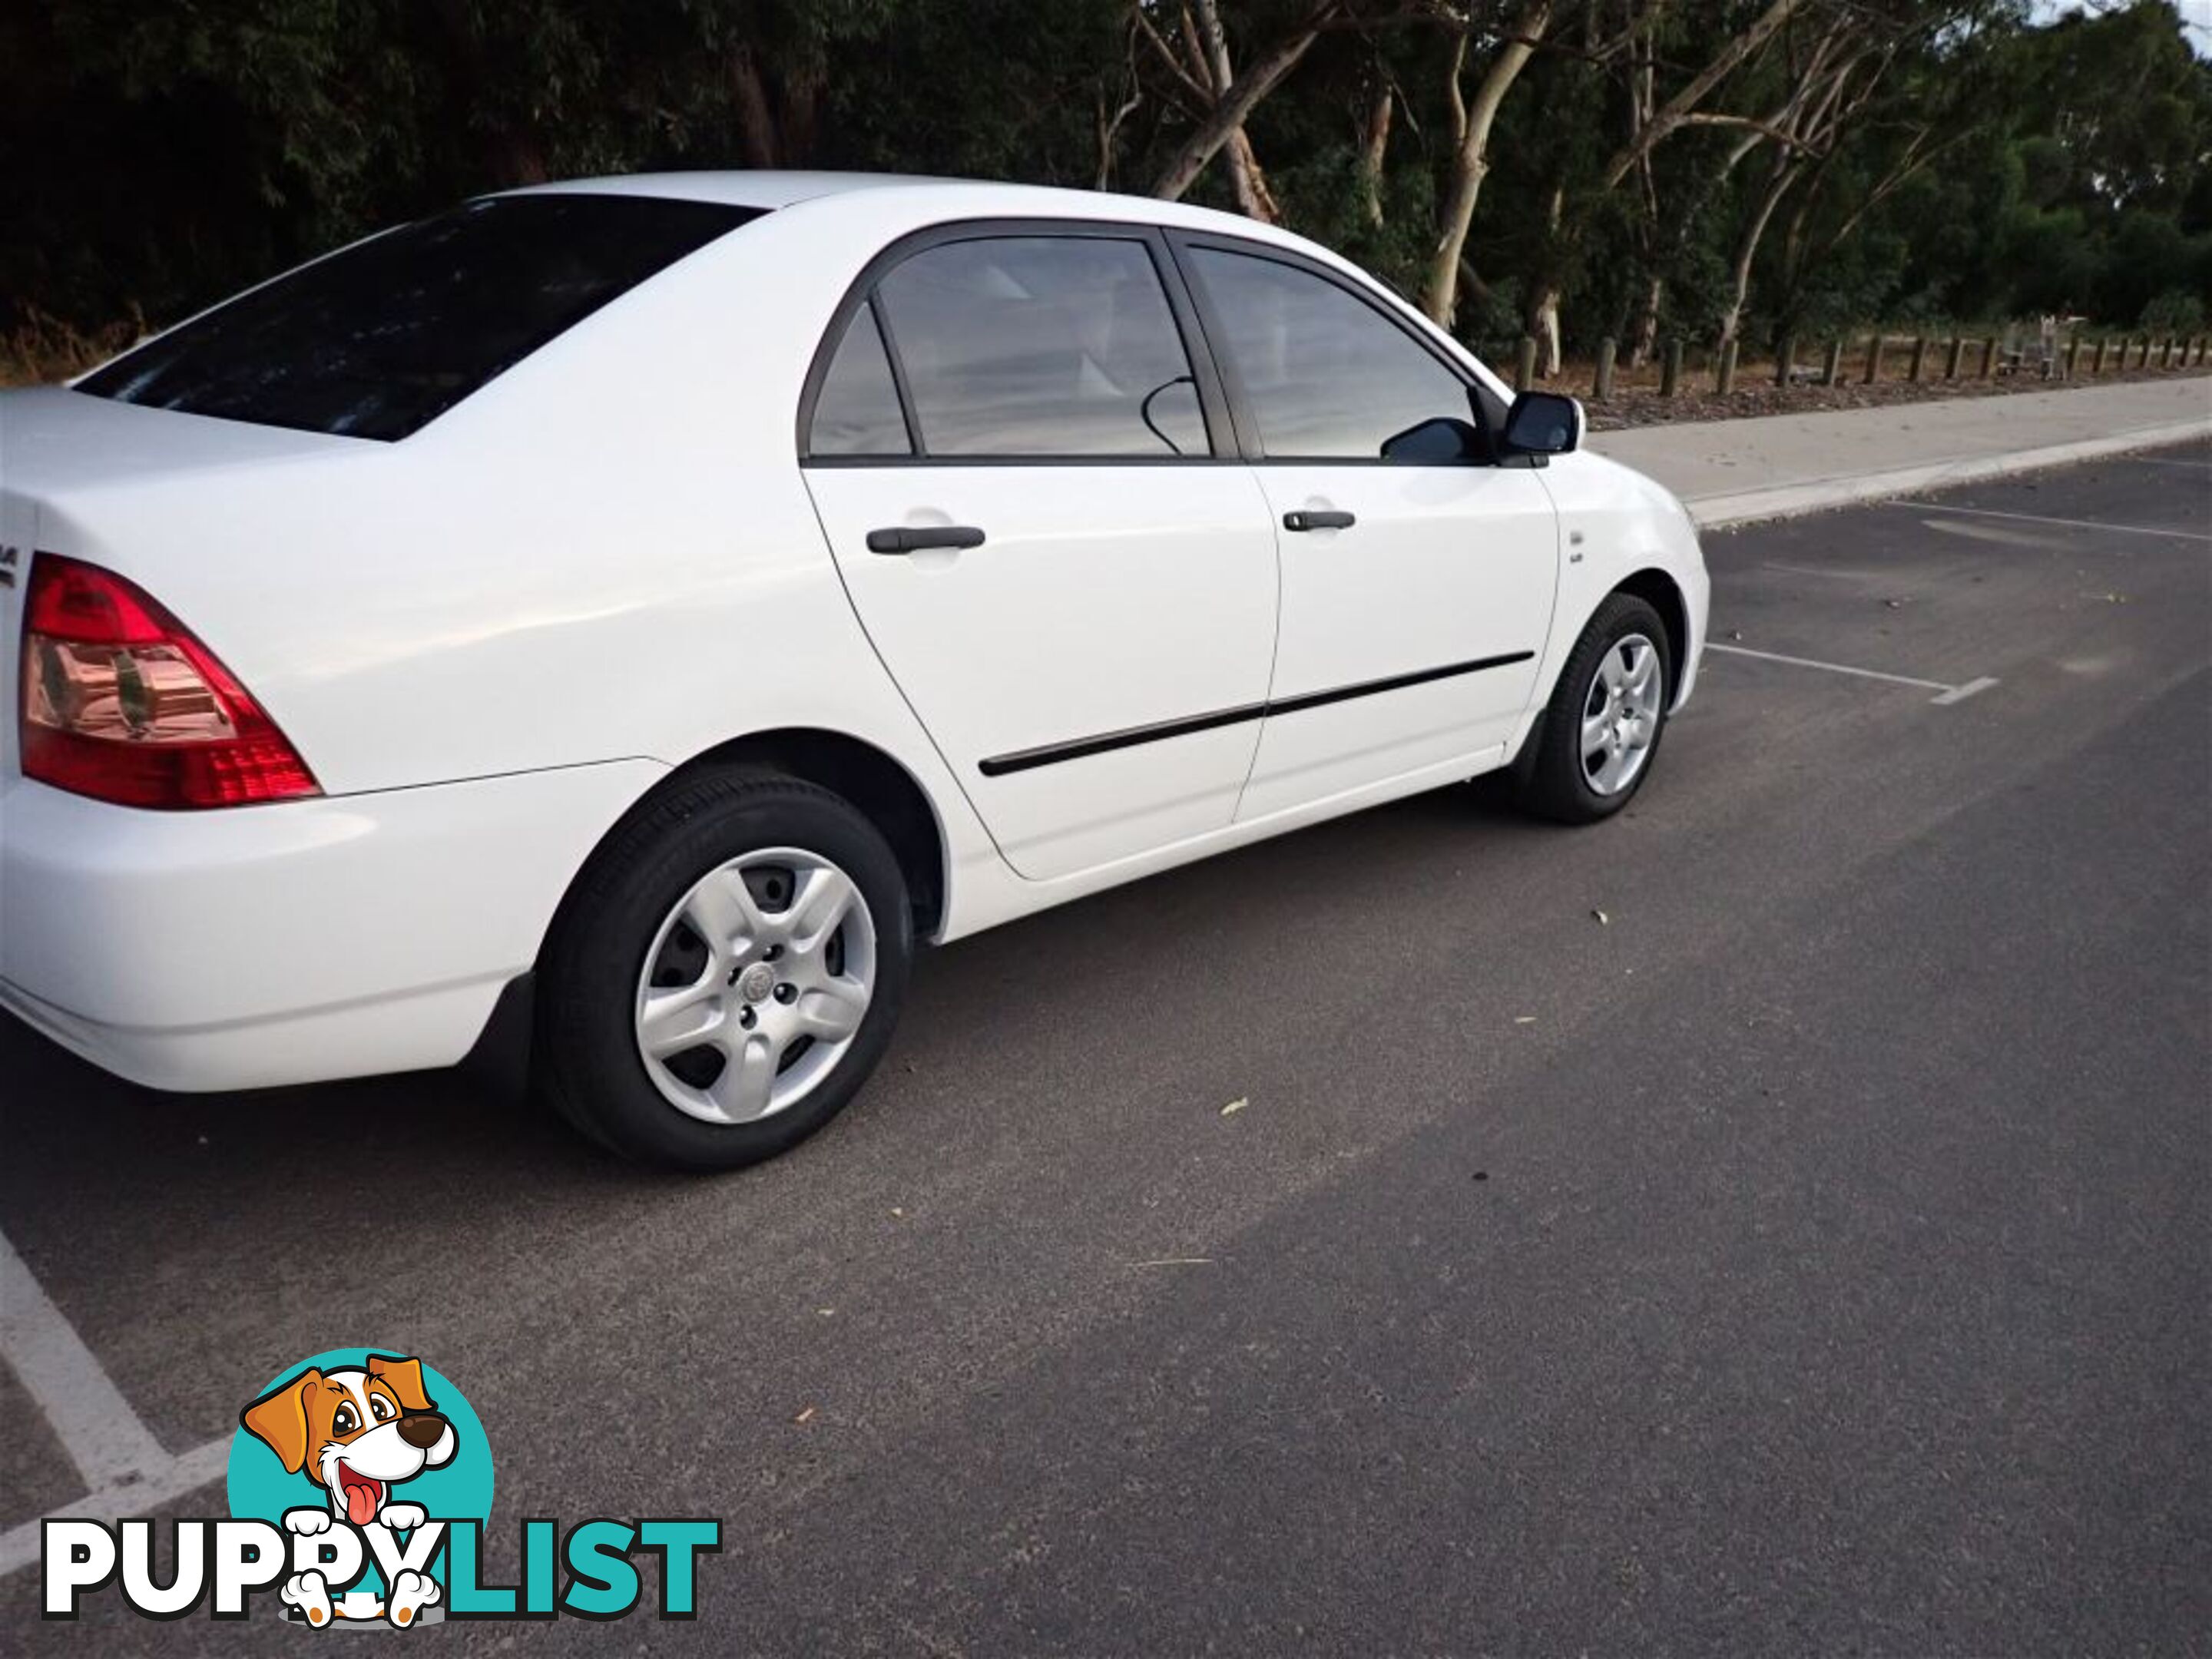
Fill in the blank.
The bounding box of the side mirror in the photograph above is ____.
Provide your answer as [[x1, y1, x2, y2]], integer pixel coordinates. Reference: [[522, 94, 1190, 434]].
[[1501, 391, 1582, 460], [1380, 415, 1485, 464]]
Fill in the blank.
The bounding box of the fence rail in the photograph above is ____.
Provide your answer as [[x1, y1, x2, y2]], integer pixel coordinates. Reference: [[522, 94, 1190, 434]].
[[1495, 331, 2212, 398]]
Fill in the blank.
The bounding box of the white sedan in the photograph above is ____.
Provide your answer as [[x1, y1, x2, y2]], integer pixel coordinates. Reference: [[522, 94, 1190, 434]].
[[0, 172, 1707, 1168]]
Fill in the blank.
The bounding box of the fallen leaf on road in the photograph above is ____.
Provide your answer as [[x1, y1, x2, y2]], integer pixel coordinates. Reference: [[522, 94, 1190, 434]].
[[1514, 1015, 1537, 1025], [1592, 909, 1610, 926], [793, 1406, 816, 1426], [1220, 1098, 1247, 1116]]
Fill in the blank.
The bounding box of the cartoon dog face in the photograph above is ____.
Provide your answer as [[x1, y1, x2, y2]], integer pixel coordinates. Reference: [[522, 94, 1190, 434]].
[[242, 1355, 456, 1526]]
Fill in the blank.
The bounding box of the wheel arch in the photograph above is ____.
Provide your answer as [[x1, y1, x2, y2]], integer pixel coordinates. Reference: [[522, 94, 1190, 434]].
[[664, 727, 950, 942], [467, 727, 949, 1103], [1612, 567, 1690, 704]]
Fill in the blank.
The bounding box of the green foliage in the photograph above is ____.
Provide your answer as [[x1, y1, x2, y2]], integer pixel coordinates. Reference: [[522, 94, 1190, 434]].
[[4, 0, 2207, 358]]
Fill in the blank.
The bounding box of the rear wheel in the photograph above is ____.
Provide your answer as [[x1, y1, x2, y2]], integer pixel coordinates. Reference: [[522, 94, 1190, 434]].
[[535, 767, 910, 1170], [1515, 593, 1673, 824]]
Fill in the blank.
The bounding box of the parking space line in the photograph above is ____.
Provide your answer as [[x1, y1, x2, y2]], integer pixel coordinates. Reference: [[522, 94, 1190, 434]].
[[1704, 641, 1995, 704], [0, 1230, 229, 1577], [1886, 501, 2212, 544], [0, 1440, 230, 1578]]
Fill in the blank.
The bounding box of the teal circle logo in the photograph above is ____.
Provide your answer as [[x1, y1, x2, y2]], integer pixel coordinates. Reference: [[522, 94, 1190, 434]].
[[227, 1349, 492, 1626]]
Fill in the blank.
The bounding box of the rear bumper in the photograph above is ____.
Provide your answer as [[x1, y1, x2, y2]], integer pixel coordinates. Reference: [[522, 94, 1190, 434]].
[[0, 761, 664, 1092]]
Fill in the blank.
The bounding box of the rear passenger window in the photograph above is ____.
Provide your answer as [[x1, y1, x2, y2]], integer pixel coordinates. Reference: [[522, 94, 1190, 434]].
[[1184, 247, 1475, 461], [873, 237, 1209, 459], [810, 302, 912, 456]]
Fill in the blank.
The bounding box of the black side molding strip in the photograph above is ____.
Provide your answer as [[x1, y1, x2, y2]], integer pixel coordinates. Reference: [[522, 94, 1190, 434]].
[[977, 651, 1536, 777]]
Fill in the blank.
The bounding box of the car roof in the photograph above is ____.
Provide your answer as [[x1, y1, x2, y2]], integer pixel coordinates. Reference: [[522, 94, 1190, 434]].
[[502, 171, 962, 210], [496, 170, 1271, 237]]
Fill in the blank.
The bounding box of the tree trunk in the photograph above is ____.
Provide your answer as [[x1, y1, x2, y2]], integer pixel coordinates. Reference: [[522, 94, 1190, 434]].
[[1422, 0, 1554, 329], [1717, 157, 1800, 347], [1359, 80, 1393, 227], [1151, 6, 1328, 203], [729, 48, 822, 169], [1525, 182, 1566, 377], [1629, 274, 1664, 369], [1190, 0, 1280, 220]]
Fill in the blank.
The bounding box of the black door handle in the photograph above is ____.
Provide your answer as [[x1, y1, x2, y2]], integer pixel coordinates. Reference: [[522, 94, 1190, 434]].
[[1283, 509, 1355, 532], [866, 525, 986, 555]]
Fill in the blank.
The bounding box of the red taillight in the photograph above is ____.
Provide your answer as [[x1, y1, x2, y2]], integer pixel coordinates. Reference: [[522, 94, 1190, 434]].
[[18, 555, 320, 809]]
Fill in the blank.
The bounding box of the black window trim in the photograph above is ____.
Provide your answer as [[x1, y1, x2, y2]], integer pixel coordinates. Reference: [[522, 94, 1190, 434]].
[[1161, 228, 1512, 466], [796, 217, 1242, 468]]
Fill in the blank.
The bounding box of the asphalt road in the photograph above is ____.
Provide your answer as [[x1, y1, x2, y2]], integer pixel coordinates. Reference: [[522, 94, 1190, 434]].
[[3, 444, 2207, 1654]]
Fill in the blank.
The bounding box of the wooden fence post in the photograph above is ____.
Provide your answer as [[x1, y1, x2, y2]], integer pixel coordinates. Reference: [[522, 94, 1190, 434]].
[[1593, 336, 1617, 400], [1822, 338, 1845, 386], [1863, 333, 1884, 383], [1660, 339, 1683, 399], [1716, 339, 1739, 394], [1515, 336, 1537, 392], [2159, 336, 2175, 369], [1908, 336, 1929, 382], [1944, 336, 1964, 379], [1773, 333, 1796, 387], [1980, 337, 1998, 379], [2135, 336, 2151, 369], [2065, 332, 2081, 378], [2092, 336, 2108, 374]]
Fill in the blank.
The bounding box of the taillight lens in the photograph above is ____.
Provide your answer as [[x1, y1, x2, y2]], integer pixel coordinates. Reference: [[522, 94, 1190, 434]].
[[18, 555, 320, 809]]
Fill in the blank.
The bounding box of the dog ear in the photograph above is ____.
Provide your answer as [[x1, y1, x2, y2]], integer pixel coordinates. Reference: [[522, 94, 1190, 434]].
[[240, 1369, 322, 1475], [366, 1354, 434, 1413]]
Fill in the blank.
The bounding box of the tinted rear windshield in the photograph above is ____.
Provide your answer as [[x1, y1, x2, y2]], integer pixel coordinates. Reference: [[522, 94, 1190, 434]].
[[77, 195, 762, 441]]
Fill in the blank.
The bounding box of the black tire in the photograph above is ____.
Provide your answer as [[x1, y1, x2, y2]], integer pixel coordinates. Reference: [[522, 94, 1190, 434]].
[[1514, 592, 1674, 825], [534, 766, 911, 1171]]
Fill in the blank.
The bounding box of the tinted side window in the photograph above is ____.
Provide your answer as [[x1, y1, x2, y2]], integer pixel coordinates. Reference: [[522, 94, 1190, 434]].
[[809, 303, 912, 456], [78, 196, 761, 442], [873, 237, 1208, 458], [1184, 247, 1474, 460]]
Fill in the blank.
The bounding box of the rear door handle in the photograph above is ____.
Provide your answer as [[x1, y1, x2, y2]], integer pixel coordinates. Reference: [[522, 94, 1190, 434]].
[[1283, 509, 1355, 532], [866, 525, 986, 555]]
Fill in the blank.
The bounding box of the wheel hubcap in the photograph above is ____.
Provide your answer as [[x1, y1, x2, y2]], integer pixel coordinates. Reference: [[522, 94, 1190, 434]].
[[1581, 632, 1663, 797], [633, 848, 876, 1125]]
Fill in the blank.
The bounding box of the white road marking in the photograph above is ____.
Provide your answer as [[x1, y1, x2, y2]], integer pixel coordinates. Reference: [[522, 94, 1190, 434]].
[[1, 1232, 168, 1487], [0, 1439, 230, 1578], [1888, 500, 2212, 544], [1932, 677, 2001, 705], [1704, 643, 1996, 705], [0, 1230, 230, 1577]]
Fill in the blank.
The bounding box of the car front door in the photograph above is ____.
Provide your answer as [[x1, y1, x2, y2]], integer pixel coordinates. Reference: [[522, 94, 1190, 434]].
[[800, 227, 1279, 881], [1172, 237, 1561, 823]]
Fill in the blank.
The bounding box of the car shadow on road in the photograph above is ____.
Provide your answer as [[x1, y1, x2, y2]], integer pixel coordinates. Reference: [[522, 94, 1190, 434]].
[[0, 777, 1553, 1246]]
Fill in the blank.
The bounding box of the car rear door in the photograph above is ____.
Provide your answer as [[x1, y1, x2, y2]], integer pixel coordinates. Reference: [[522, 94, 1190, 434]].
[[1171, 236, 1561, 823], [800, 225, 1279, 882]]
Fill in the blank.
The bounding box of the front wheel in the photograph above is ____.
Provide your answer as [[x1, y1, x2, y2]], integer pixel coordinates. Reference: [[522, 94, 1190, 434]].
[[1515, 593, 1674, 824], [534, 767, 911, 1170]]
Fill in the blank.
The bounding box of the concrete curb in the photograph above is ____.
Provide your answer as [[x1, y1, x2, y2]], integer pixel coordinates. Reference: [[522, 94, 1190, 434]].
[[1680, 415, 2212, 530]]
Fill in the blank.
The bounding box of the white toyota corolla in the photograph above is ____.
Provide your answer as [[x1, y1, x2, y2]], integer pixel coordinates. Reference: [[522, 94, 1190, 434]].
[[0, 172, 1707, 1167]]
